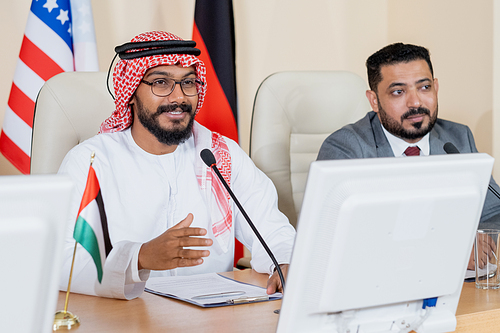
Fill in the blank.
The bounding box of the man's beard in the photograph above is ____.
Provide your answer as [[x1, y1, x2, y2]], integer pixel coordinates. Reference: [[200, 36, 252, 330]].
[[135, 97, 195, 146], [378, 100, 438, 141]]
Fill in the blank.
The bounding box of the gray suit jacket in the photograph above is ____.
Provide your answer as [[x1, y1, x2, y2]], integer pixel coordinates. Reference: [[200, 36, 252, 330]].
[[317, 111, 500, 228]]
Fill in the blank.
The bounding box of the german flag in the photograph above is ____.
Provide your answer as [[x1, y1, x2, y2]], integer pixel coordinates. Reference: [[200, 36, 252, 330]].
[[192, 0, 238, 142]]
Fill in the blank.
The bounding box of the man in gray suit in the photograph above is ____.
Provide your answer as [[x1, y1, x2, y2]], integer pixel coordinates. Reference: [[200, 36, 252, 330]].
[[317, 42, 500, 269]]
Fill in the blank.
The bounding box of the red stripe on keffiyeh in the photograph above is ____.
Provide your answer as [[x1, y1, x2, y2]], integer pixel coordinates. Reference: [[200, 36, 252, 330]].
[[210, 132, 232, 237]]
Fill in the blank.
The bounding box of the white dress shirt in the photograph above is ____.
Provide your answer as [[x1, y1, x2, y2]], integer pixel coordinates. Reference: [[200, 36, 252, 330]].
[[381, 125, 430, 157]]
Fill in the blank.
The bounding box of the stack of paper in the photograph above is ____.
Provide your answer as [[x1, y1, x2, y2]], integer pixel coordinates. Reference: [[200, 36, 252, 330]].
[[145, 272, 282, 307]]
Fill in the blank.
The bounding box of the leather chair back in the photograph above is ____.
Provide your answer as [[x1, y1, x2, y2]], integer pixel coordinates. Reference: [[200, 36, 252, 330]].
[[31, 72, 114, 174], [250, 71, 370, 227]]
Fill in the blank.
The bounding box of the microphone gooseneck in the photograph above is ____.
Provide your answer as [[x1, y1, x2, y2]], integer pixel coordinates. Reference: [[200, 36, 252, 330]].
[[443, 142, 500, 200], [200, 148, 286, 292]]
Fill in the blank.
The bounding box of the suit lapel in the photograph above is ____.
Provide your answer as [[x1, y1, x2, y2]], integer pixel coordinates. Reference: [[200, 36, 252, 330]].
[[429, 128, 446, 155], [371, 114, 395, 157]]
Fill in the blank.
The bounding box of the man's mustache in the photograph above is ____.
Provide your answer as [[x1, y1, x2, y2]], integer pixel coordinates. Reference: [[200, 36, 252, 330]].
[[155, 103, 192, 115], [401, 107, 430, 122]]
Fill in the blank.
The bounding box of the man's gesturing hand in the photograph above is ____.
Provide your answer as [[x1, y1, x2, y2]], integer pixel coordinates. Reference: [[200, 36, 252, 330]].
[[138, 213, 213, 270]]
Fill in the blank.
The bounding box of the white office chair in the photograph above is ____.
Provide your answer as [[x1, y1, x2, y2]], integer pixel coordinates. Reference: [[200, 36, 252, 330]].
[[31, 71, 114, 174], [250, 71, 370, 227]]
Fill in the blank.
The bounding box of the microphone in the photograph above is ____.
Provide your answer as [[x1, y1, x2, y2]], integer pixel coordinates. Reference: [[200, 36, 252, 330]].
[[443, 142, 460, 155], [443, 142, 500, 200], [200, 148, 286, 292]]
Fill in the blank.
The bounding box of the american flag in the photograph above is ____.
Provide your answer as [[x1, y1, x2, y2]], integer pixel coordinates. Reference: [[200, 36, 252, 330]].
[[0, 0, 98, 174]]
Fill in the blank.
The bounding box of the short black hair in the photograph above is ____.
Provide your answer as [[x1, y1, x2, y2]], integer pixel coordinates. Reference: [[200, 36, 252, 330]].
[[366, 43, 433, 92]]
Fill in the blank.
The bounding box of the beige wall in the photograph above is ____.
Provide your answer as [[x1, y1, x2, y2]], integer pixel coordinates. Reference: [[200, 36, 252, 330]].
[[0, 0, 498, 176]]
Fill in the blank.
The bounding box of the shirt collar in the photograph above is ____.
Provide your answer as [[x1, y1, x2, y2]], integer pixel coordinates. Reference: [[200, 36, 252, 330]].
[[381, 125, 430, 156]]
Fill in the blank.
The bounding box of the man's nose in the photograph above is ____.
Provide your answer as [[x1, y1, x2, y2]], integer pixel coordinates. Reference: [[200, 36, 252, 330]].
[[406, 89, 422, 108], [167, 83, 186, 103]]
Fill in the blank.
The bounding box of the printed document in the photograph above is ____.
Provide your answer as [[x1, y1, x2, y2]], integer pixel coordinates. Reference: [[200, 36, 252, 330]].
[[145, 272, 282, 307]]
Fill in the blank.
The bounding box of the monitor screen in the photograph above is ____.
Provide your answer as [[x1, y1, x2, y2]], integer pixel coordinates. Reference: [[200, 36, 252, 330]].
[[0, 175, 74, 333], [277, 153, 493, 333]]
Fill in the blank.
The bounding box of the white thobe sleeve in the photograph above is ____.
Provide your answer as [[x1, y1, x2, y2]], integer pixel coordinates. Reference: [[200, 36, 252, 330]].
[[227, 141, 296, 275], [58, 147, 150, 300]]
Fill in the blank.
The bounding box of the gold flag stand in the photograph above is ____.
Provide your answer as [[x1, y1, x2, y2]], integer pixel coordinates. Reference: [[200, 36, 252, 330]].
[[54, 152, 96, 330], [53, 242, 80, 330]]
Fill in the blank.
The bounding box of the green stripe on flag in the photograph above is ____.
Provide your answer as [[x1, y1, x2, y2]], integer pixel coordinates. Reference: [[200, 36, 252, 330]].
[[74, 216, 104, 283]]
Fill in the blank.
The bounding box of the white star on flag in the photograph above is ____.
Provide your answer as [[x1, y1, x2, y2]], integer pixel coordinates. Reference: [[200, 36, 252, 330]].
[[70, 0, 99, 71], [79, 20, 90, 34], [57, 9, 69, 25], [78, 3, 90, 16], [43, 0, 58, 13]]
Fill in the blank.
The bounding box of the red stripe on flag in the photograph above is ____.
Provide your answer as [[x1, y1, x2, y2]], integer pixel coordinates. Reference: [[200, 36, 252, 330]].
[[192, 24, 239, 143], [77, 166, 100, 216], [7, 83, 35, 127], [19, 36, 65, 81], [194, 23, 242, 265], [234, 239, 244, 267], [0, 130, 30, 174]]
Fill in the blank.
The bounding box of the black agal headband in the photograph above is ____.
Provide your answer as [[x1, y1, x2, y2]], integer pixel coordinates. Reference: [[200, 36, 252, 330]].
[[115, 40, 201, 59], [107, 40, 201, 99]]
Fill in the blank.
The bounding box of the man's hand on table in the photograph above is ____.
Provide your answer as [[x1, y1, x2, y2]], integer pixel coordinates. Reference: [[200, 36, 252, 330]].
[[266, 264, 289, 294], [467, 233, 497, 270]]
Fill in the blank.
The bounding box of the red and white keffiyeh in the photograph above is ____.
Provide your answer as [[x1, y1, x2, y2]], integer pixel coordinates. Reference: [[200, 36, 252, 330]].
[[99, 31, 207, 134], [194, 122, 233, 253], [99, 31, 233, 253]]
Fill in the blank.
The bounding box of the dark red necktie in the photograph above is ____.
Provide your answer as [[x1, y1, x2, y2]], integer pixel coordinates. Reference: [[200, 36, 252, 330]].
[[404, 146, 420, 156]]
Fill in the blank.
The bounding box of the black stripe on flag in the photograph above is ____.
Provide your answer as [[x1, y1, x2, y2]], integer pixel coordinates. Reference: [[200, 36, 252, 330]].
[[96, 189, 113, 256], [194, 0, 237, 123]]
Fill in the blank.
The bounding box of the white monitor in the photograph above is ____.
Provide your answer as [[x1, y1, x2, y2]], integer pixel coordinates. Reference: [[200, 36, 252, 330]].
[[277, 153, 494, 333], [0, 175, 74, 333]]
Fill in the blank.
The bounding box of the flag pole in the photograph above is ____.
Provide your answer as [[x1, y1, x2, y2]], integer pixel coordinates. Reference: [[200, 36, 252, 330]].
[[54, 152, 95, 330], [54, 244, 80, 330]]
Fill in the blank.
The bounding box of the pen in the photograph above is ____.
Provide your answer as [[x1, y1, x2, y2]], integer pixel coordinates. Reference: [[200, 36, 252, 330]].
[[226, 295, 269, 304], [192, 291, 245, 300]]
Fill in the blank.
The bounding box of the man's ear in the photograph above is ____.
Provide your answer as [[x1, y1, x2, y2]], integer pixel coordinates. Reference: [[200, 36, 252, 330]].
[[366, 90, 379, 113]]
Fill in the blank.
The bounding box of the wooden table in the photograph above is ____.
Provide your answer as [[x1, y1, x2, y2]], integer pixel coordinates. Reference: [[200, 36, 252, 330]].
[[455, 281, 500, 332], [56, 270, 280, 332], [57, 271, 500, 332]]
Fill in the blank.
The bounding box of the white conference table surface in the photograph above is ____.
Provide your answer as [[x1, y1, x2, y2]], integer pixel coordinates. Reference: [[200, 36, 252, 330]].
[[56, 269, 500, 332]]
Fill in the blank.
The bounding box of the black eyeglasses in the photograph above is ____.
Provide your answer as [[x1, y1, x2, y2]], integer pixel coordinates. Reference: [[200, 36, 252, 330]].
[[141, 78, 204, 97]]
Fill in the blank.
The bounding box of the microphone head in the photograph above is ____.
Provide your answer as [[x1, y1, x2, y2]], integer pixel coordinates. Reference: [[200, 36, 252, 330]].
[[200, 149, 217, 167], [443, 142, 460, 154]]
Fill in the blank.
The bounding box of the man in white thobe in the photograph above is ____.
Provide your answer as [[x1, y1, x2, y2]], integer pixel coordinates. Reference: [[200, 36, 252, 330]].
[[58, 31, 295, 299]]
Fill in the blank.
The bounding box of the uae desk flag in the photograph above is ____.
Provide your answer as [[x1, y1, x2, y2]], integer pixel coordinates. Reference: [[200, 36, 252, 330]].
[[192, 0, 243, 266], [0, 0, 99, 174], [73, 163, 112, 283]]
